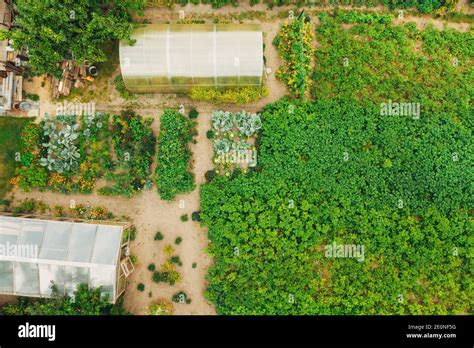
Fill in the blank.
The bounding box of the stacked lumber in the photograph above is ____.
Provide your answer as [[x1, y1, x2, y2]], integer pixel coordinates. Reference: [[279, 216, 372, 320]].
[[51, 60, 88, 98]]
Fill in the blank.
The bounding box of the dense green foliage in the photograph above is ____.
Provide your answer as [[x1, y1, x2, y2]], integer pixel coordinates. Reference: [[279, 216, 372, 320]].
[[1, 0, 144, 77], [155, 109, 196, 201], [313, 13, 473, 117], [273, 16, 314, 98], [1, 284, 125, 315], [201, 16, 473, 314], [201, 98, 472, 315], [99, 111, 155, 196], [0, 117, 34, 199]]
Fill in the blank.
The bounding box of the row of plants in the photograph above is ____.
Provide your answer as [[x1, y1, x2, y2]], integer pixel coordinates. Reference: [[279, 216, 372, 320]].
[[147, 0, 457, 13], [1, 284, 126, 315], [273, 14, 314, 98], [1, 198, 116, 222], [155, 109, 196, 201], [206, 110, 262, 178], [189, 86, 268, 105], [99, 111, 156, 197]]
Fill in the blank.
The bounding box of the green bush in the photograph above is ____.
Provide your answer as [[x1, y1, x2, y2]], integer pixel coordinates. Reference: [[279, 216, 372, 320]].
[[123, 226, 137, 241], [180, 214, 188, 222], [154, 231, 164, 241], [175, 237, 183, 245], [205, 170, 217, 182], [206, 130, 215, 139], [189, 108, 199, 119], [171, 255, 183, 266], [191, 211, 201, 222], [137, 283, 145, 292], [152, 271, 162, 283], [148, 263, 156, 272], [114, 75, 135, 100], [155, 109, 196, 201]]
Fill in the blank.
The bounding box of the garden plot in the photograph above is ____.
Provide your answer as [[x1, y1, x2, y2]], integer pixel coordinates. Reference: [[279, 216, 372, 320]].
[[12, 112, 156, 198]]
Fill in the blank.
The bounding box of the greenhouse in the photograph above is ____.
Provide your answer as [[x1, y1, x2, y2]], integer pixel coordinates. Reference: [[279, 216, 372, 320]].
[[119, 24, 264, 93], [0, 215, 133, 303]]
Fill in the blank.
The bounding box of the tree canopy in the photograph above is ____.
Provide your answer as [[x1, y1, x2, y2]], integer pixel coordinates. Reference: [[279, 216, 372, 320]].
[[1, 0, 145, 77]]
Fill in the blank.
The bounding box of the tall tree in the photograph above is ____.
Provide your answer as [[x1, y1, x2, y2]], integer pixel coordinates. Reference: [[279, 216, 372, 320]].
[[0, 0, 145, 77]]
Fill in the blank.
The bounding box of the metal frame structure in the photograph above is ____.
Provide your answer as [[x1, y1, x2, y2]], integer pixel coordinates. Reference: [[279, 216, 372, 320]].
[[0, 214, 134, 303], [119, 24, 264, 93]]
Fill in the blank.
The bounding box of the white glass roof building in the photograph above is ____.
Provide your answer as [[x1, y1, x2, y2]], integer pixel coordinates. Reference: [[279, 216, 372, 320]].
[[0, 215, 127, 303], [119, 24, 264, 93]]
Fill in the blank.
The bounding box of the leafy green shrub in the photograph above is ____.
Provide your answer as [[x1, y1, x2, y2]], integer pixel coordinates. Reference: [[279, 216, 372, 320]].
[[175, 237, 182, 245], [148, 263, 156, 272], [15, 165, 48, 191], [191, 211, 201, 222], [189, 86, 268, 104], [154, 231, 164, 241], [205, 170, 217, 182], [206, 130, 215, 139], [152, 271, 162, 283], [114, 75, 135, 100], [189, 108, 199, 119], [123, 226, 137, 242], [180, 214, 188, 222], [201, 96, 472, 315], [137, 283, 145, 292], [170, 255, 182, 266], [192, 262, 197, 269], [155, 109, 196, 201]]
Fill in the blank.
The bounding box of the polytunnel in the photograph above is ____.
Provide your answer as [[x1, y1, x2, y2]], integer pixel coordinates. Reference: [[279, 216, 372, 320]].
[[0, 215, 131, 303], [119, 24, 264, 93]]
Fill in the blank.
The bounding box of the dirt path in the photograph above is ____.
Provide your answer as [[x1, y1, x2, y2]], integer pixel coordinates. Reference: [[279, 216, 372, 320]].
[[8, 107, 217, 315]]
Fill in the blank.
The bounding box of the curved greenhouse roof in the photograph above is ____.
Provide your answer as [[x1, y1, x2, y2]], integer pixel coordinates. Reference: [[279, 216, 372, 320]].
[[119, 24, 264, 93]]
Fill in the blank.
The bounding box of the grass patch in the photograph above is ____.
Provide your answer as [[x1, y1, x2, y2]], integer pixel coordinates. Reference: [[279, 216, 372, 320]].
[[0, 117, 34, 199]]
